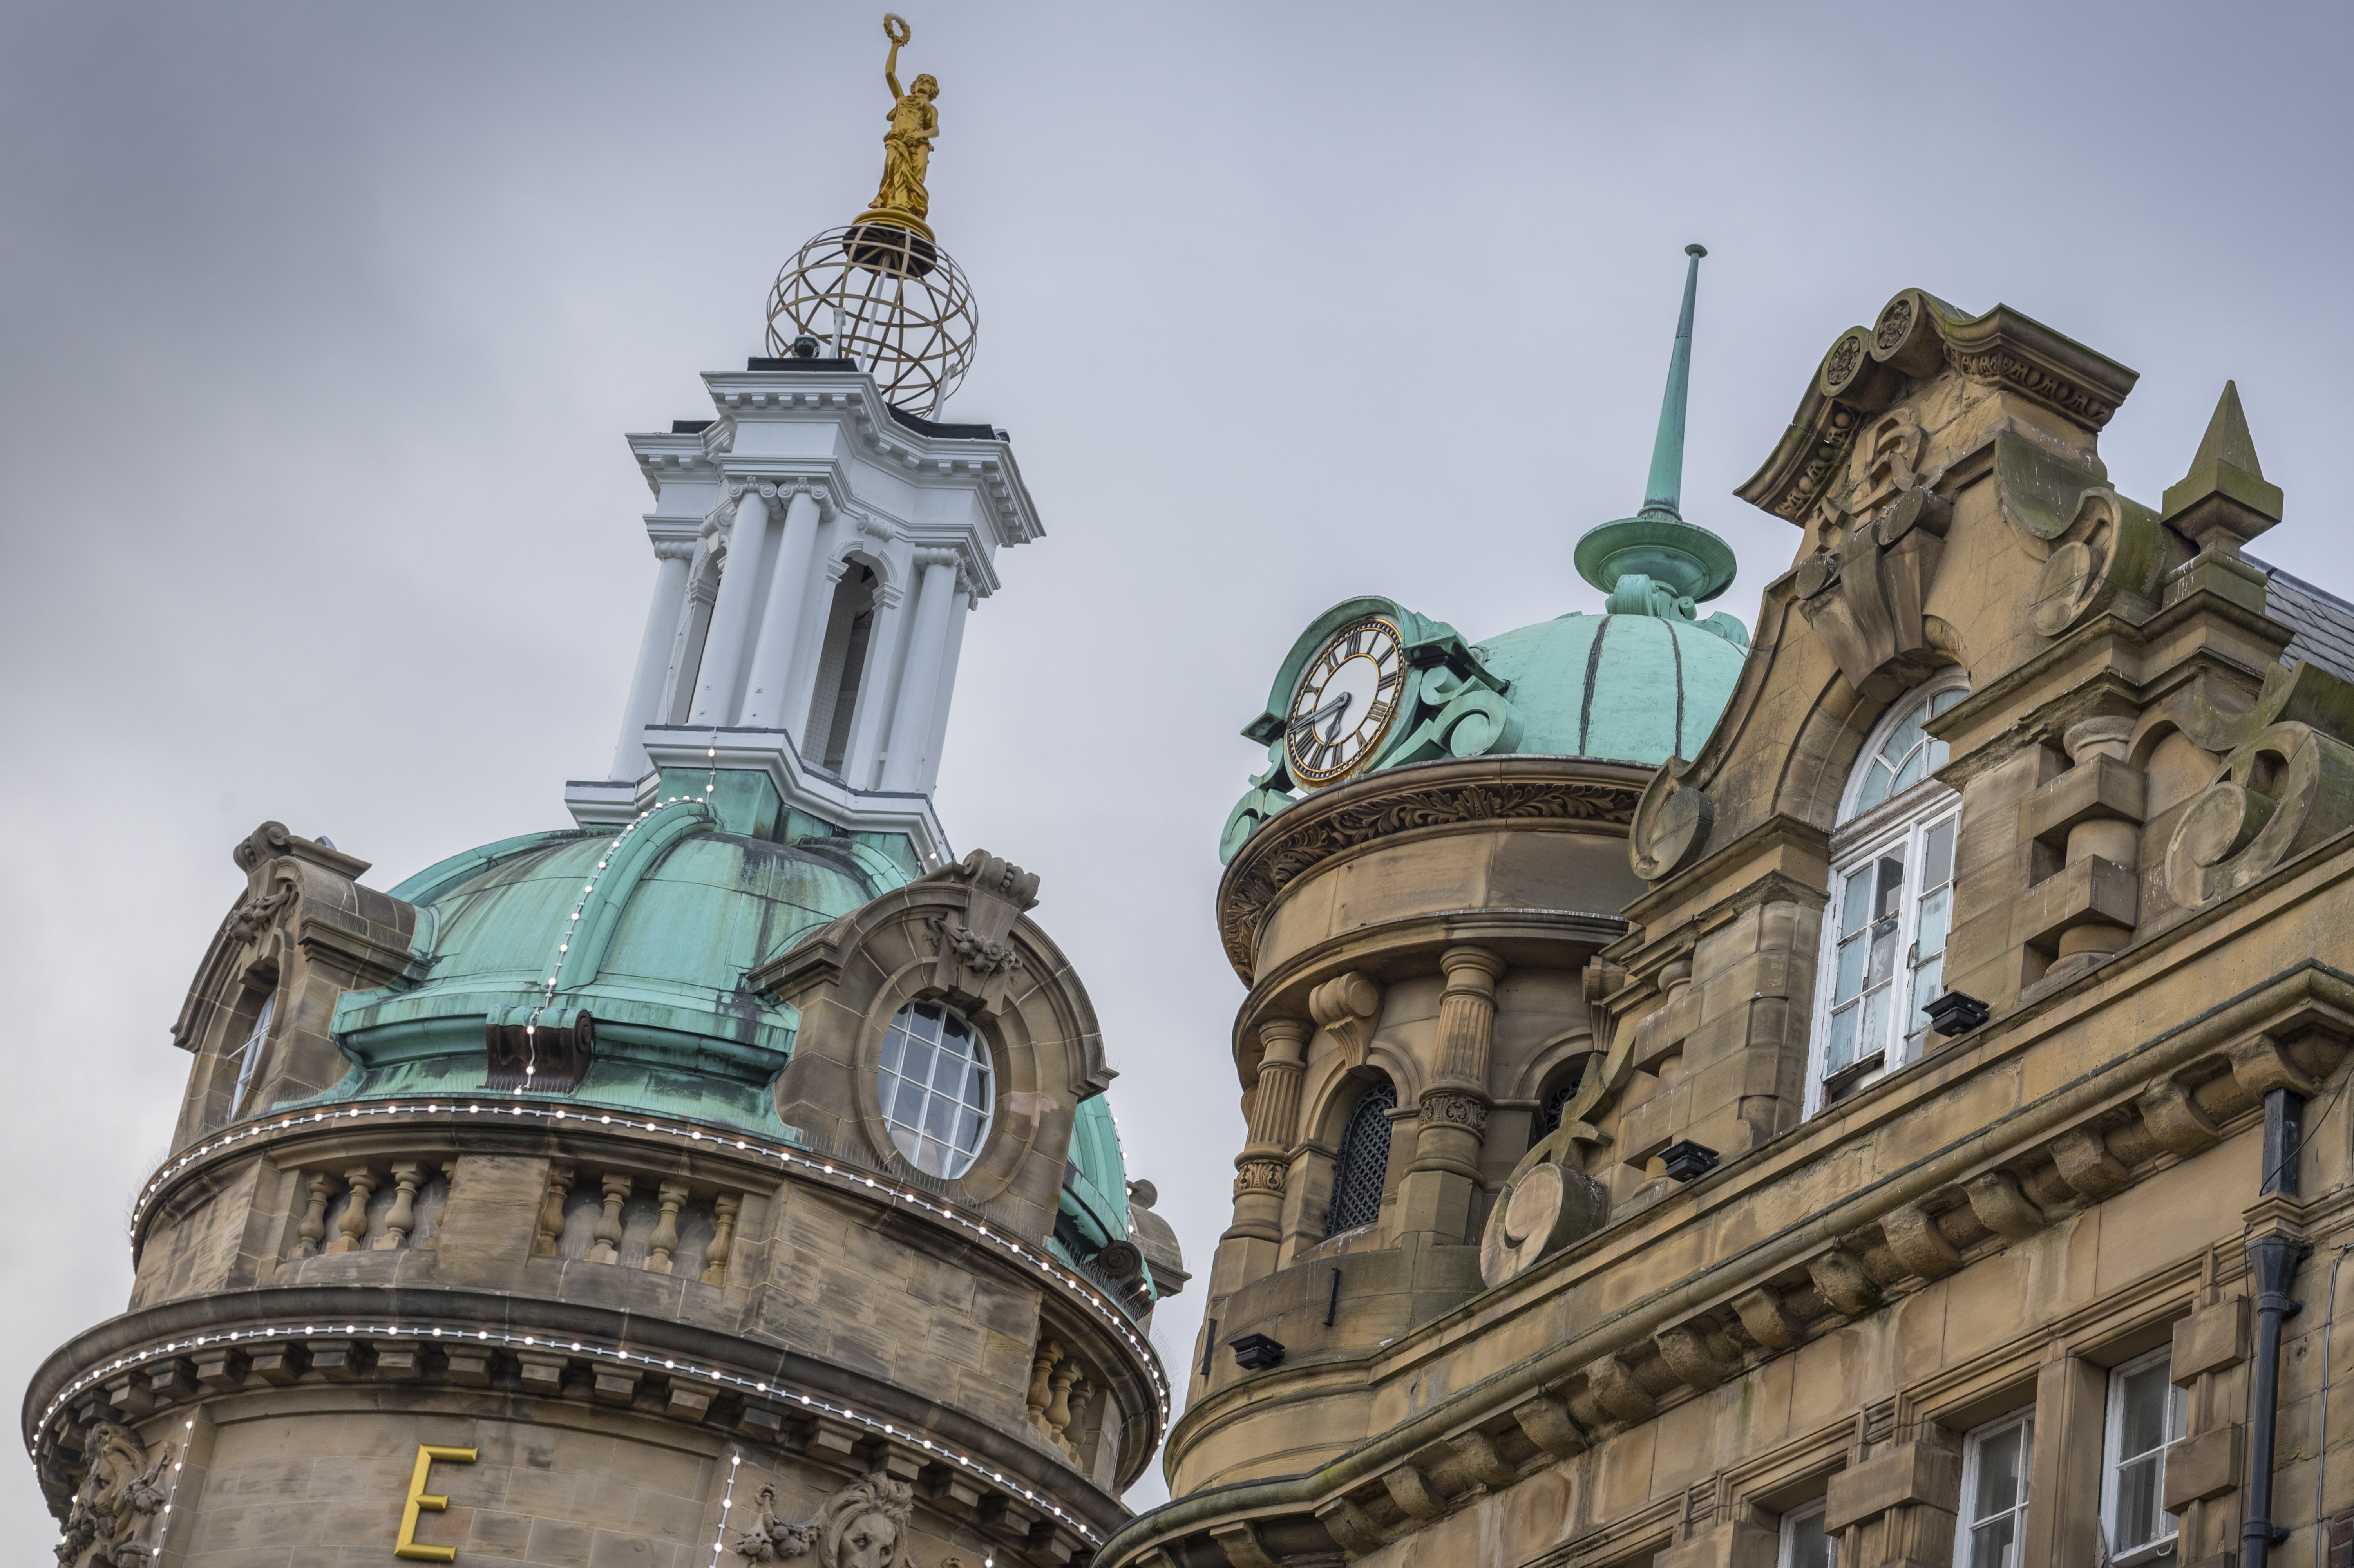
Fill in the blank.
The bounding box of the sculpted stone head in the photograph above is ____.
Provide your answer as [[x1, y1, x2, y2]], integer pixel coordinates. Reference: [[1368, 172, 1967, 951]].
[[817, 1472, 917, 1568]]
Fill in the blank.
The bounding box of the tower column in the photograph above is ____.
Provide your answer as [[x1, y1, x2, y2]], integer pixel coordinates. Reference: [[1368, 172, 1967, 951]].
[[1400, 946, 1505, 1243], [1215, 1019, 1309, 1291], [610, 540, 697, 779], [738, 488, 826, 729], [840, 581, 906, 791], [689, 485, 772, 726], [881, 551, 961, 791], [917, 571, 976, 791]]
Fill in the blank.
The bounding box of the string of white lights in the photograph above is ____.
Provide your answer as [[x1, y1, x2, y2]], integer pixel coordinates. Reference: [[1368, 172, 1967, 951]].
[[521, 785, 715, 1082], [121, 1100, 1166, 1419], [34, 1318, 1106, 1548], [146, 1417, 195, 1560], [708, 1451, 740, 1566]]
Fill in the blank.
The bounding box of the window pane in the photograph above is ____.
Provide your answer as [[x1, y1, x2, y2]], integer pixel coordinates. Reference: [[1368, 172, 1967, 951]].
[[876, 1002, 994, 1179], [1915, 886, 1952, 963], [1867, 921, 1900, 989], [1842, 870, 1875, 937], [1783, 1507, 1834, 1568], [1858, 762, 1893, 813], [1974, 1425, 2025, 1518], [1893, 749, 1926, 792], [924, 1077, 961, 1141], [891, 1075, 929, 1129], [1883, 706, 1925, 769], [2115, 1454, 2162, 1550], [1859, 986, 1891, 1058], [2119, 1363, 2171, 1458], [1825, 1003, 1860, 1074], [1967, 1514, 2019, 1568], [900, 1039, 937, 1090], [1873, 855, 1907, 919], [1835, 931, 1869, 1004], [1925, 819, 1957, 889], [1932, 686, 1965, 716], [1928, 736, 1951, 773], [1911, 953, 1947, 1034]]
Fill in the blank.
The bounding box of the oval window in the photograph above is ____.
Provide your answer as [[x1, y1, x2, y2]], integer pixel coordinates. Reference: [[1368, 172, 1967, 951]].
[[878, 1001, 994, 1178]]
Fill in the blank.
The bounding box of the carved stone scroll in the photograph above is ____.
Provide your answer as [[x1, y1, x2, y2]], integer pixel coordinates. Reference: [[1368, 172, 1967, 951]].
[[2166, 721, 2354, 910]]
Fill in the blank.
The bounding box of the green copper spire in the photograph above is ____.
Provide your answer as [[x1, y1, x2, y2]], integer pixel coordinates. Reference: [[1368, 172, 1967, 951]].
[[1574, 244, 1739, 609], [1641, 243, 1707, 520]]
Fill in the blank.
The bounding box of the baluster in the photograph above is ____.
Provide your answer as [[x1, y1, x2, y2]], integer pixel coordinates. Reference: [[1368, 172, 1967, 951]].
[[1047, 1360, 1081, 1435], [701, 1194, 740, 1286], [534, 1164, 576, 1258], [324, 1168, 378, 1254], [645, 1181, 688, 1275], [587, 1174, 631, 1264], [1026, 1340, 1061, 1429], [374, 1163, 423, 1250], [293, 1172, 335, 1258]]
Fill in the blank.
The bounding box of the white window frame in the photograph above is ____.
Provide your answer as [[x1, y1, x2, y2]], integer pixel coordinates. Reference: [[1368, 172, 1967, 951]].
[[1777, 1497, 1838, 1568], [877, 1000, 995, 1179], [1806, 678, 1969, 1116], [2100, 1346, 2188, 1566], [1952, 1407, 2034, 1568], [224, 990, 275, 1123]]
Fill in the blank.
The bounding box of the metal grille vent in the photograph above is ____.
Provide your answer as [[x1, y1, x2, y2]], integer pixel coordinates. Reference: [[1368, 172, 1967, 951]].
[[1323, 1077, 1397, 1238], [1537, 1067, 1585, 1143]]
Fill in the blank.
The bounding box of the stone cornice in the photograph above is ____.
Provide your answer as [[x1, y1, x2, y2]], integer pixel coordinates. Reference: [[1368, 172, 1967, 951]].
[[22, 1283, 1131, 1552], [1122, 844, 2354, 1567], [1215, 757, 1650, 983]]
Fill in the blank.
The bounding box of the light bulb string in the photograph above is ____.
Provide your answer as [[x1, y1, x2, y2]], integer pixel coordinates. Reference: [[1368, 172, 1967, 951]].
[[36, 1320, 1107, 1547], [125, 1101, 1168, 1416]]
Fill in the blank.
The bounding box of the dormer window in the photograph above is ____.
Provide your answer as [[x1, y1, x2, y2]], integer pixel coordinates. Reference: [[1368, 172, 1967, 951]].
[[224, 990, 275, 1123], [1808, 679, 1967, 1113], [879, 1001, 994, 1178]]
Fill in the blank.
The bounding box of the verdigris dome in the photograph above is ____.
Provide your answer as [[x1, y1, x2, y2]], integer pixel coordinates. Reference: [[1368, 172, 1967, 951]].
[[1476, 607, 1748, 767], [323, 801, 909, 1135]]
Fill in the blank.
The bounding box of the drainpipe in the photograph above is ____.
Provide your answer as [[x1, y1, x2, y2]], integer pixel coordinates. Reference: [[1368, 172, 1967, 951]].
[[2245, 1088, 2311, 1568]]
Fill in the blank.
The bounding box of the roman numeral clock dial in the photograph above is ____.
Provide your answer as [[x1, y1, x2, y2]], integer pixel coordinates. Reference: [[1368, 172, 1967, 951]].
[[1285, 615, 1405, 787]]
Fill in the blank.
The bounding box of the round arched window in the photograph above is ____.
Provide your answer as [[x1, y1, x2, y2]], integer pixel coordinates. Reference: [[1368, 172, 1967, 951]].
[[1322, 1075, 1397, 1238], [878, 1002, 994, 1178]]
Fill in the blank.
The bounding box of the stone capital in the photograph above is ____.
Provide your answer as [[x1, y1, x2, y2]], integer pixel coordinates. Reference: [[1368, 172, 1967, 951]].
[[650, 539, 698, 562]]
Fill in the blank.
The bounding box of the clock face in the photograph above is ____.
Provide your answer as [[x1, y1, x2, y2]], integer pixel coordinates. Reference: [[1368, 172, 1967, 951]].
[[1286, 615, 1405, 787]]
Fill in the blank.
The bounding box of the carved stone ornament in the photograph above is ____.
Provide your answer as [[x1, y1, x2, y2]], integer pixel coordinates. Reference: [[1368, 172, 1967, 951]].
[[55, 1422, 170, 1568], [1419, 1089, 1490, 1135], [1479, 1161, 1609, 1287], [1232, 1157, 1288, 1197], [2165, 720, 2354, 910], [1787, 410, 1958, 703], [1628, 765, 1714, 883], [224, 880, 297, 946], [918, 850, 1040, 1014], [1307, 972, 1382, 1068], [1217, 759, 1645, 980], [1737, 289, 2138, 524], [1986, 431, 2170, 638], [733, 1470, 920, 1567]]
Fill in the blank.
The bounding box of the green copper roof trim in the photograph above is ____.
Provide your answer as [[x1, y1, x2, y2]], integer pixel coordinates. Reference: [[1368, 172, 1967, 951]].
[[1574, 244, 1740, 608], [1054, 1096, 1157, 1306]]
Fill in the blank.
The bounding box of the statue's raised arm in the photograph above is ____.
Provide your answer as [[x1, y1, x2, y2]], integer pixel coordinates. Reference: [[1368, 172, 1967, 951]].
[[859, 12, 940, 236], [881, 12, 910, 103]]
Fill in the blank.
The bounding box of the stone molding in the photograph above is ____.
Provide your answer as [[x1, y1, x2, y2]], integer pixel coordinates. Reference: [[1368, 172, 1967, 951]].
[[1116, 961, 2354, 1568], [1216, 756, 1649, 982], [25, 1289, 1120, 1565]]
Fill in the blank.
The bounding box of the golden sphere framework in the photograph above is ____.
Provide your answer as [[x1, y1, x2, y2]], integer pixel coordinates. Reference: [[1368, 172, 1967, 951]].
[[765, 224, 977, 419]]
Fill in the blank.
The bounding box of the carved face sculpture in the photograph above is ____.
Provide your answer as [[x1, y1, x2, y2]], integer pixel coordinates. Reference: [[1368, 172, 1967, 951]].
[[838, 1511, 899, 1568]]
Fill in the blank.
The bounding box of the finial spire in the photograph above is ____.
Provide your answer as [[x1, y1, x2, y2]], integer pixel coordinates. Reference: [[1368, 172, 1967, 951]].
[[1572, 246, 1739, 614], [1640, 244, 1708, 522], [2161, 379, 2284, 557]]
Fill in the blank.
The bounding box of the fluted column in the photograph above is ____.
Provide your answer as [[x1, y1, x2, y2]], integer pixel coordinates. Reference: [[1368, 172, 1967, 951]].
[[1400, 946, 1505, 1243], [688, 486, 773, 726], [737, 489, 825, 729], [917, 569, 976, 791], [1227, 1019, 1309, 1248], [880, 551, 961, 791], [610, 540, 697, 779]]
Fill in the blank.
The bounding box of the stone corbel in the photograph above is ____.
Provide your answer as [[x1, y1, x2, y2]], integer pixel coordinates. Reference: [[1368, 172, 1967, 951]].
[[920, 849, 1041, 1015], [1308, 972, 1383, 1068]]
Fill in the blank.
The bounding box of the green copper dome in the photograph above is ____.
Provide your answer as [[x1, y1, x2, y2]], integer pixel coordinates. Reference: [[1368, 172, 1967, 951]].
[[319, 794, 911, 1136], [1475, 609, 1746, 767]]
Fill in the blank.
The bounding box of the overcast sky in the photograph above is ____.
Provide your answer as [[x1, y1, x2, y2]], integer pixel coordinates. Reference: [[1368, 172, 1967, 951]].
[[4, 0, 2349, 1531]]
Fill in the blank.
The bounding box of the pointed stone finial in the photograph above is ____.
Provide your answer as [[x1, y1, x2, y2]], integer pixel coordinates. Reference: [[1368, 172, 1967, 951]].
[[1574, 246, 1739, 610], [2162, 380, 2283, 557]]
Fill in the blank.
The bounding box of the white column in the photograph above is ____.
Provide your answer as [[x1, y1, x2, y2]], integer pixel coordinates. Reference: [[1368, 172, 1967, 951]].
[[738, 489, 825, 729], [689, 486, 771, 726], [657, 543, 718, 724], [841, 581, 906, 790], [609, 540, 698, 779], [781, 515, 849, 737], [917, 571, 975, 791], [882, 552, 961, 792]]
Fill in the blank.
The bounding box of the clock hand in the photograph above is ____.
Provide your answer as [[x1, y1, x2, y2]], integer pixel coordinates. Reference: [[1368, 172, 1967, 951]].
[[1291, 692, 1348, 742]]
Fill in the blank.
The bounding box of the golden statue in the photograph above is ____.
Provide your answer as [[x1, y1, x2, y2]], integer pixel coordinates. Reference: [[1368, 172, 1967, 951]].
[[855, 14, 939, 240]]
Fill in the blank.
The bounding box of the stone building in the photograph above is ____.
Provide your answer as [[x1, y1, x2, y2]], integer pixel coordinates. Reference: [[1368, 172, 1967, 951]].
[[1106, 259, 2354, 1568], [23, 61, 1184, 1568]]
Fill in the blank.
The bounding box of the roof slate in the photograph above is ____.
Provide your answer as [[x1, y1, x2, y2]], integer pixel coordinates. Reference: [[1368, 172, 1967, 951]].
[[2248, 554, 2354, 686]]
